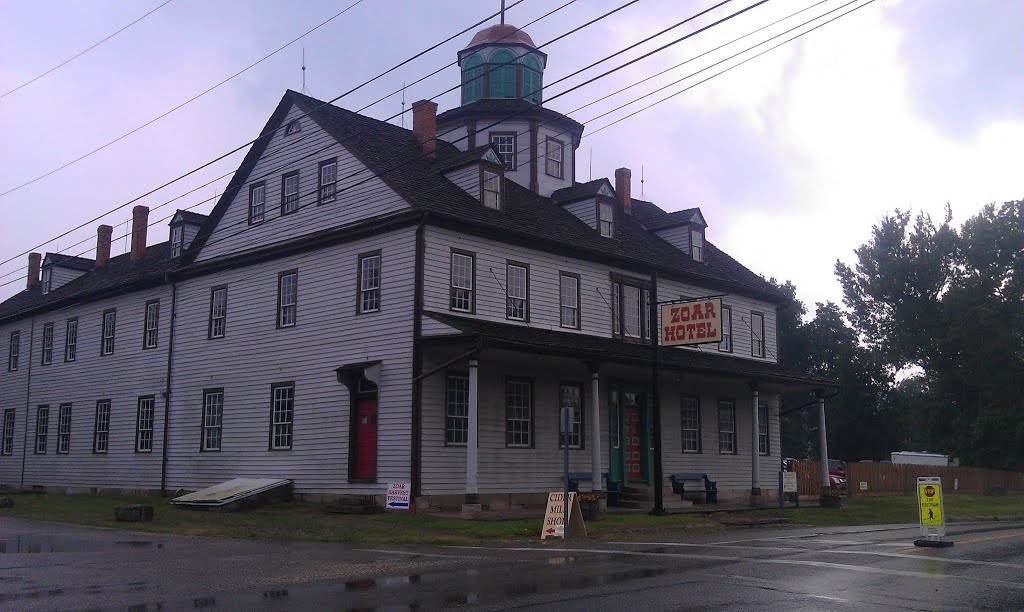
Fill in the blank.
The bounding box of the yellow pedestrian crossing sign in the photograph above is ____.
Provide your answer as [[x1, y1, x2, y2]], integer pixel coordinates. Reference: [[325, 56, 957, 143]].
[[916, 477, 946, 539]]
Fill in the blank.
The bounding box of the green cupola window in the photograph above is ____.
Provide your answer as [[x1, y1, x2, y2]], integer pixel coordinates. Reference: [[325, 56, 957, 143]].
[[488, 49, 516, 98], [462, 53, 484, 104]]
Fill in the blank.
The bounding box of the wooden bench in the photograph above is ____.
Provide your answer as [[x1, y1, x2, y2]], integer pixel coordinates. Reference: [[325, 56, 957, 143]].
[[670, 472, 718, 504]]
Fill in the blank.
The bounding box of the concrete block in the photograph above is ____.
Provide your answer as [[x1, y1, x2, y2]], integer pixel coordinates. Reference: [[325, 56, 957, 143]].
[[460, 503, 483, 519]]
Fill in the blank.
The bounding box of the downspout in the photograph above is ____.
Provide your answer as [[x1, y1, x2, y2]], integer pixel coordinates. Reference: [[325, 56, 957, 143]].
[[19, 317, 36, 489], [160, 273, 177, 496], [410, 212, 428, 501]]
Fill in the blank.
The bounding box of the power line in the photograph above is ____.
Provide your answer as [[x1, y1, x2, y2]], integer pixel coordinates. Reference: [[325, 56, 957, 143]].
[[0, 0, 368, 198], [0, 0, 176, 100], [0, 1, 533, 269]]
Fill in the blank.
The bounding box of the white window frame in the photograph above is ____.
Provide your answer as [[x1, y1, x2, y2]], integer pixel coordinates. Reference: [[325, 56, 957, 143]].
[[143, 301, 160, 349], [751, 312, 765, 358], [505, 378, 533, 448], [450, 252, 474, 313], [42, 266, 52, 294], [681, 396, 701, 453], [93, 400, 110, 453], [201, 390, 223, 451], [545, 137, 564, 178], [64, 319, 78, 362], [8, 331, 19, 371], [318, 159, 337, 204], [209, 287, 227, 339], [249, 183, 266, 224], [612, 283, 621, 335], [718, 400, 736, 454], [282, 172, 300, 214], [691, 228, 704, 262], [358, 253, 381, 314], [758, 403, 770, 456], [277, 271, 298, 327], [489, 133, 516, 171], [481, 168, 502, 210], [171, 225, 183, 257], [719, 306, 733, 352], [57, 403, 72, 454], [136, 396, 155, 453], [506, 263, 528, 321], [559, 273, 580, 329], [270, 384, 294, 450], [622, 285, 641, 339], [599, 201, 614, 237], [1, 409, 15, 455], [101, 310, 116, 356], [558, 383, 584, 450], [35, 406, 49, 454], [445, 374, 469, 446]]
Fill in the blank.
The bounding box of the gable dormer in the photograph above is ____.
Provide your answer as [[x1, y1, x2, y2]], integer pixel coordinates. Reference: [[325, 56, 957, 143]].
[[552, 179, 617, 237], [435, 145, 506, 211], [169, 210, 207, 258], [643, 208, 708, 262], [40, 253, 94, 295]]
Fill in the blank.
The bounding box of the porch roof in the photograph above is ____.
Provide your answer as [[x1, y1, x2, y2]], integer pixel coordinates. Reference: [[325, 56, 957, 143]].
[[422, 312, 836, 390]]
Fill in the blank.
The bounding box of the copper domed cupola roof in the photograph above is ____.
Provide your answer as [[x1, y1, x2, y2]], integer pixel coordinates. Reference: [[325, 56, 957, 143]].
[[464, 24, 537, 49]]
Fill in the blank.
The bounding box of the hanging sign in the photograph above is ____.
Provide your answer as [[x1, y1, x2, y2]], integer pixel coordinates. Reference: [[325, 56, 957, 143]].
[[540, 492, 587, 540], [660, 298, 722, 346]]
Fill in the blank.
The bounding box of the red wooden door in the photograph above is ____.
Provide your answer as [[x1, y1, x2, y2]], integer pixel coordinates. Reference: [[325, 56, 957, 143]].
[[625, 405, 642, 481], [354, 398, 377, 479]]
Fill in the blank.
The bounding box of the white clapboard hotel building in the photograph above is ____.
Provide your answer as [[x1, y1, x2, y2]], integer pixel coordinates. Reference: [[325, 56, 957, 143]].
[[0, 24, 834, 509]]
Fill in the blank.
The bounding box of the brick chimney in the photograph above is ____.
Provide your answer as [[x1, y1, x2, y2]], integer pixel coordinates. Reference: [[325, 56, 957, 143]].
[[615, 167, 632, 216], [130, 206, 149, 263], [27, 252, 41, 289], [95, 224, 113, 269], [412, 100, 438, 155]]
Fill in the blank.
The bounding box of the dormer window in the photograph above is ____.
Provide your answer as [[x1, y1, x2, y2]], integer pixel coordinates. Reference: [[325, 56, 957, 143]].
[[691, 229, 704, 262], [599, 201, 614, 237], [285, 120, 301, 135], [171, 225, 183, 257], [41, 267, 52, 295], [481, 168, 502, 210]]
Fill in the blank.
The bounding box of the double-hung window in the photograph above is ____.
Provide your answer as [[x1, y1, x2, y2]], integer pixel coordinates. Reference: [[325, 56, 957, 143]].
[[481, 168, 502, 210], [545, 137, 564, 178], [270, 384, 294, 450], [718, 400, 736, 454], [93, 400, 111, 453], [136, 396, 155, 452], [209, 287, 227, 339], [57, 404, 72, 454], [450, 251, 475, 313], [277, 271, 298, 327], [558, 383, 583, 449], [171, 225, 183, 257], [1, 409, 15, 455], [358, 253, 381, 314], [691, 229, 704, 262], [758, 403, 769, 455], [42, 267, 52, 294], [100, 309, 116, 356], [64, 319, 78, 362], [506, 262, 528, 321], [281, 171, 300, 215], [318, 159, 337, 204], [8, 331, 19, 371], [35, 406, 49, 454], [143, 300, 160, 349], [623, 285, 641, 338], [599, 201, 614, 237], [249, 183, 266, 224], [559, 273, 580, 329], [751, 312, 765, 357], [681, 396, 701, 453], [445, 374, 469, 446], [611, 275, 650, 341], [40, 323, 53, 365], [505, 378, 533, 448], [201, 390, 223, 451], [490, 133, 516, 171], [719, 306, 733, 352]]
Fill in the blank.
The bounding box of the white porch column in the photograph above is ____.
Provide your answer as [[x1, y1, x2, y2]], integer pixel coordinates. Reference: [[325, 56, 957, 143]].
[[590, 368, 602, 492], [818, 392, 830, 492], [466, 359, 479, 503], [751, 384, 761, 496]]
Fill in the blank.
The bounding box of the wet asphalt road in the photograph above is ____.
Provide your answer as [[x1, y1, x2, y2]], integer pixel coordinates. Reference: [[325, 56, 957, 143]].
[[1, 516, 1023, 611]]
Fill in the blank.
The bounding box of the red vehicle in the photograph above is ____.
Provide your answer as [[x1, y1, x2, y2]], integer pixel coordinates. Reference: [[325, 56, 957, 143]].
[[828, 459, 847, 492]]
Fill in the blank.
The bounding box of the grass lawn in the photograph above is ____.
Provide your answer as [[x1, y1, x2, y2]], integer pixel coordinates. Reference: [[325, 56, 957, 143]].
[[0, 493, 713, 545], [762, 492, 1024, 527]]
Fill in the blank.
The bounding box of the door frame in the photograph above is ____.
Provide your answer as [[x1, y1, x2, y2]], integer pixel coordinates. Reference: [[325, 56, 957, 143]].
[[608, 380, 653, 485], [347, 376, 379, 483]]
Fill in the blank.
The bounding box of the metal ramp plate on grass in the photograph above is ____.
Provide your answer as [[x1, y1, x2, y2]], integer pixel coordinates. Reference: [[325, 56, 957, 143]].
[[171, 478, 292, 508]]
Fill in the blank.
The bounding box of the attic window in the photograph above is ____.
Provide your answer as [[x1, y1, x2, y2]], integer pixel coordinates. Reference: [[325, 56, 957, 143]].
[[481, 168, 502, 210], [171, 225, 183, 257], [285, 120, 301, 135], [41, 267, 52, 295], [598, 201, 614, 238], [691, 229, 704, 262]]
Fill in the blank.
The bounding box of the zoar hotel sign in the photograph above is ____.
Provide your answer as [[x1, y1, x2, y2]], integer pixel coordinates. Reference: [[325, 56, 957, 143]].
[[661, 298, 722, 347]]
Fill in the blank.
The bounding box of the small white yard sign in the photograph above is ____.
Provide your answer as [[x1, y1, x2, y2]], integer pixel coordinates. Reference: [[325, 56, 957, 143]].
[[385, 482, 411, 511]]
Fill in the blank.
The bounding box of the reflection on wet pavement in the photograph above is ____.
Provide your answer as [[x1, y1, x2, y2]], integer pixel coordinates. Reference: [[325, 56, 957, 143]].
[[0, 535, 163, 554]]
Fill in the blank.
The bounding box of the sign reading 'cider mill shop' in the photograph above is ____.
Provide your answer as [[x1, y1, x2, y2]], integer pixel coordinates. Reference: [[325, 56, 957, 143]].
[[660, 298, 723, 346]]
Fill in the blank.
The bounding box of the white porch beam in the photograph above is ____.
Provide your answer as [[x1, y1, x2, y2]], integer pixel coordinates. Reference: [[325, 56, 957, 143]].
[[467, 359, 479, 502], [751, 384, 761, 496], [590, 367, 602, 492]]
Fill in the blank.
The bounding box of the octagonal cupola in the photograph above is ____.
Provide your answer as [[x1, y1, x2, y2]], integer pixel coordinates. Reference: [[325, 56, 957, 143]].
[[458, 24, 547, 105]]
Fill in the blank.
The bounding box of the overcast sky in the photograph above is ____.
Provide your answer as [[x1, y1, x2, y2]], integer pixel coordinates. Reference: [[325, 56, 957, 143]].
[[1, 0, 1021, 312]]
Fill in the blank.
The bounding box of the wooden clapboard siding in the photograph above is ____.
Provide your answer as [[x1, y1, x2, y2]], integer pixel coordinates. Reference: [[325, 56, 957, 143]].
[[167, 226, 416, 494], [48, 266, 88, 292], [536, 125, 574, 197], [653, 225, 691, 256], [562, 199, 597, 231], [444, 166, 480, 202], [195, 104, 412, 262], [0, 318, 34, 485]]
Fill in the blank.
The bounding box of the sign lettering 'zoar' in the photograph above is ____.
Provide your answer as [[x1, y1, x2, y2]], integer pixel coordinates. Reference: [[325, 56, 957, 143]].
[[661, 298, 722, 347]]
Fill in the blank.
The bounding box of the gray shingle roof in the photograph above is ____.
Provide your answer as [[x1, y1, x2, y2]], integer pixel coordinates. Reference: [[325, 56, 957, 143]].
[[551, 179, 612, 204], [45, 253, 95, 271]]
